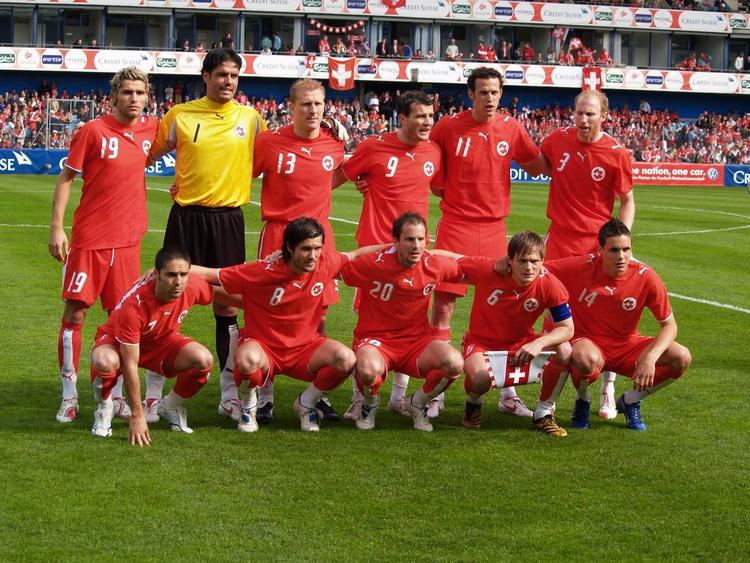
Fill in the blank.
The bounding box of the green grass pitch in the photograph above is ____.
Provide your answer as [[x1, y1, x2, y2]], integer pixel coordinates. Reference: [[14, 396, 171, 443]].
[[1, 176, 748, 560]]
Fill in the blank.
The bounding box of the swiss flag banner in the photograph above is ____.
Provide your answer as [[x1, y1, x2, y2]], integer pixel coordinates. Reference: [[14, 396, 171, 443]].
[[329, 57, 356, 90], [582, 66, 603, 92], [484, 351, 554, 389]]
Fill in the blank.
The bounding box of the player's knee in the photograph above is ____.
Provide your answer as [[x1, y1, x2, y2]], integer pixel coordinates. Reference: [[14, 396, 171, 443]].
[[235, 349, 262, 374], [465, 369, 491, 395], [356, 358, 382, 385], [193, 348, 214, 371], [672, 345, 692, 375], [571, 347, 601, 374], [331, 346, 356, 372], [439, 349, 463, 376], [91, 350, 118, 373]]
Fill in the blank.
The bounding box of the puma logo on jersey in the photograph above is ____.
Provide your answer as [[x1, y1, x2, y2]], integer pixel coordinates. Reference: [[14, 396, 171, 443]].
[[264, 262, 274, 271], [402, 277, 414, 287], [123, 131, 135, 141], [272, 128, 281, 135], [512, 290, 522, 300], [576, 151, 586, 161], [405, 152, 416, 162], [163, 311, 171, 316], [292, 281, 304, 289], [478, 132, 489, 142], [300, 147, 312, 157], [215, 113, 224, 120], [376, 136, 385, 142], [604, 286, 616, 295], [135, 294, 142, 305]]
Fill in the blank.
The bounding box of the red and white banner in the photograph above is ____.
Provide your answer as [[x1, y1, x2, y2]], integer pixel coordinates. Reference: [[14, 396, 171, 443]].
[[631, 163, 724, 186], [484, 351, 553, 389], [0, 0, 745, 33], [1, 48, 748, 96], [581, 66, 602, 92], [328, 57, 356, 90]]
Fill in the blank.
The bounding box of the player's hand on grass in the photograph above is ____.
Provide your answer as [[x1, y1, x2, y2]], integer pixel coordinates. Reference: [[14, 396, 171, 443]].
[[354, 177, 369, 194], [48, 227, 69, 263], [633, 357, 656, 391], [128, 416, 151, 447], [170, 183, 178, 200]]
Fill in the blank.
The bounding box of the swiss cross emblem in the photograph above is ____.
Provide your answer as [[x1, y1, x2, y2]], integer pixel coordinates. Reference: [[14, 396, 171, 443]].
[[142, 140, 151, 155], [322, 155, 334, 171], [622, 297, 637, 311], [423, 161, 435, 176], [496, 141, 509, 156], [523, 298, 539, 312], [311, 282, 324, 296], [591, 166, 606, 181], [235, 124, 247, 138]]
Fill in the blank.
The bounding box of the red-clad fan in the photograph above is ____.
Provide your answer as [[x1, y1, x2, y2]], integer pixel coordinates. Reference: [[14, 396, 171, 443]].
[[339, 213, 464, 432], [538, 90, 635, 419], [455, 231, 573, 436], [545, 219, 691, 432], [252, 78, 347, 423], [429, 66, 546, 418], [89, 247, 221, 444], [190, 218, 380, 433], [48, 66, 158, 426]]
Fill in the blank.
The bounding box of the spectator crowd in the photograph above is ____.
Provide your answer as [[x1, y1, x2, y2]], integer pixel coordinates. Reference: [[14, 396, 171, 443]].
[[3, 80, 750, 165]]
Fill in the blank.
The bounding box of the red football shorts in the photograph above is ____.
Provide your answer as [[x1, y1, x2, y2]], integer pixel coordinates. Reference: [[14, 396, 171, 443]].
[[353, 334, 436, 379], [544, 226, 598, 261], [62, 244, 141, 311], [241, 334, 328, 385], [93, 328, 194, 377], [434, 216, 507, 296], [257, 220, 339, 306], [574, 335, 655, 377]]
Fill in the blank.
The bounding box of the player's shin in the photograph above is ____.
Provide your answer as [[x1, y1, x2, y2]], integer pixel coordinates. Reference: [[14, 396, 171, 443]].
[[172, 367, 211, 399], [91, 369, 117, 403], [535, 363, 568, 419], [389, 372, 409, 404], [413, 369, 457, 408], [215, 314, 238, 371], [219, 323, 240, 403], [570, 364, 599, 402], [145, 370, 164, 401], [622, 365, 683, 403], [58, 320, 82, 397]]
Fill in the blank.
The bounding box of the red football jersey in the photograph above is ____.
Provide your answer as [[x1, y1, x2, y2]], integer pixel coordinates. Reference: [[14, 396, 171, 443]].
[[253, 125, 344, 223], [429, 110, 539, 221], [218, 251, 348, 350], [541, 127, 633, 236], [340, 247, 463, 340], [545, 254, 672, 341], [66, 114, 158, 250], [342, 132, 442, 246], [459, 256, 570, 345], [103, 275, 213, 348]]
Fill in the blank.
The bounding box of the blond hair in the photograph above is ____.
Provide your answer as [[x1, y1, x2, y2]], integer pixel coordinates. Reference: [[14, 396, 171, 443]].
[[574, 90, 609, 116], [289, 78, 325, 102], [109, 66, 150, 103]]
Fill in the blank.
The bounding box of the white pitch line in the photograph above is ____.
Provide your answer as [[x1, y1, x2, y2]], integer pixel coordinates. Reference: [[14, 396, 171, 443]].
[[652, 205, 750, 221], [668, 292, 750, 315], [638, 224, 750, 236]]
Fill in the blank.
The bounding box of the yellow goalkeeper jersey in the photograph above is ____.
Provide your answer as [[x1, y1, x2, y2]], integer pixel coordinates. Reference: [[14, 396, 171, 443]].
[[152, 97, 266, 207]]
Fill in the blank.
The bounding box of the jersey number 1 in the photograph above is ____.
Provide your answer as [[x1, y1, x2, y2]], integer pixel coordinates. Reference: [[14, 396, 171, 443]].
[[100, 137, 119, 159]]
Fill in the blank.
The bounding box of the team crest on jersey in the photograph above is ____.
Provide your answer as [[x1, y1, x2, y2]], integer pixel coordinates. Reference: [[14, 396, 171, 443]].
[[311, 282, 325, 296], [622, 297, 637, 311], [423, 161, 435, 177], [178, 310, 189, 323], [423, 283, 436, 296], [523, 298, 539, 312], [235, 124, 247, 138], [322, 155, 335, 171], [496, 141, 509, 156], [591, 166, 606, 181], [142, 140, 152, 155]]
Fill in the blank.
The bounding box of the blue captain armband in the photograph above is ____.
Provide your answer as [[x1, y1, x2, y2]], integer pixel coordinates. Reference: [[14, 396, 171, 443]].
[[550, 303, 572, 323]]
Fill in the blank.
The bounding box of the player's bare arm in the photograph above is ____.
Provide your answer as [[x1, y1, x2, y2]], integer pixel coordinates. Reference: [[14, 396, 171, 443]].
[[633, 315, 678, 391], [213, 285, 241, 309], [48, 167, 77, 262], [517, 152, 548, 177], [534, 153, 552, 177], [189, 264, 222, 285], [617, 190, 636, 230], [342, 244, 389, 261], [514, 317, 574, 366], [120, 343, 151, 447], [331, 168, 348, 190]]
